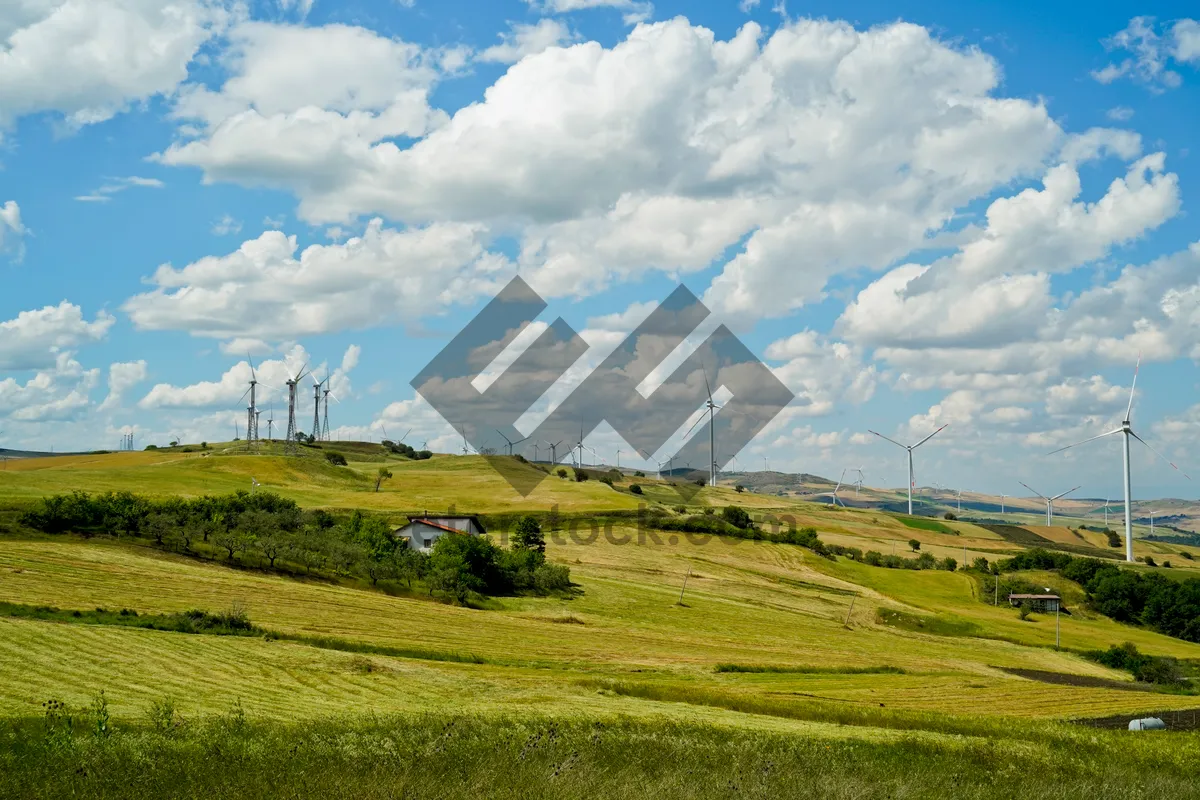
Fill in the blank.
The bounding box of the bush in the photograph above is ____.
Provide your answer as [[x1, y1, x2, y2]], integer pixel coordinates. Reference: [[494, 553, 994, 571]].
[[513, 516, 545, 554], [1106, 529, 1122, 548], [1086, 642, 1185, 686], [324, 451, 348, 466], [1181, 551, 1195, 560], [634, 471, 645, 477], [1144, 555, 1157, 567], [908, 539, 920, 552], [1018, 602, 1032, 620], [721, 506, 752, 530], [629, 484, 643, 495], [574, 469, 588, 482], [556, 468, 567, 479], [735, 485, 745, 493], [944, 512, 957, 521]]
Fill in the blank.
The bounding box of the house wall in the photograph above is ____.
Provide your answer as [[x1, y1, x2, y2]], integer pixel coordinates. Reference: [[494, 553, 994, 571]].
[[397, 521, 456, 552], [424, 517, 480, 534]]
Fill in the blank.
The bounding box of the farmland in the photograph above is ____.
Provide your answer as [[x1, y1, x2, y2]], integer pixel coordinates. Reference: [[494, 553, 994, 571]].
[[2, 445, 1199, 798]]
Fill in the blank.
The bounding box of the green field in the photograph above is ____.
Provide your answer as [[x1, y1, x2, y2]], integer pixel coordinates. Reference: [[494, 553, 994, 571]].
[[2, 446, 1199, 798]]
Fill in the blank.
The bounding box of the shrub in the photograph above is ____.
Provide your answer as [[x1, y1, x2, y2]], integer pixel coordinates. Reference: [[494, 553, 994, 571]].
[[944, 512, 957, 521], [1163, 560, 1172, 569], [938, 557, 957, 571], [674, 505, 687, 515], [721, 506, 752, 530], [629, 484, 643, 495], [574, 469, 588, 482], [324, 451, 348, 466], [1182, 551, 1195, 560], [556, 468, 567, 479], [735, 485, 745, 493], [1018, 602, 1032, 620], [513, 516, 545, 554], [533, 563, 572, 593], [1106, 529, 1122, 548], [634, 471, 645, 477], [1086, 642, 1186, 686], [908, 539, 920, 552], [863, 550, 883, 566], [1144, 556, 1157, 567], [703, 507, 714, 516]]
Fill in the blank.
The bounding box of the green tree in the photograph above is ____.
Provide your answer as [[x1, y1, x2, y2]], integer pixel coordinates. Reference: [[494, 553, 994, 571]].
[[375, 467, 393, 492], [324, 451, 348, 466], [721, 506, 752, 529], [513, 516, 546, 554], [909, 538, 921, 553]]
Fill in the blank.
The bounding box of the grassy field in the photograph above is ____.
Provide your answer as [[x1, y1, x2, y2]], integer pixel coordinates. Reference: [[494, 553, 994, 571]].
[[2, 447, 1199, 795]]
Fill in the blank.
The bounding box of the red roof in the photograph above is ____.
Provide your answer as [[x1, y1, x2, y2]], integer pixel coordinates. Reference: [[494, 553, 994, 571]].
[[398, 519, 471, 536], [1008, 594, 1060, 600]]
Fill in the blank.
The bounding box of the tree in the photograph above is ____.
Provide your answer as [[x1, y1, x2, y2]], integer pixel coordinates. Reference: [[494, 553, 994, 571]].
[[1018, 601, 1033, 621], [735, 485, 745, 493], [629, 484, 643, 495], [212, 528, 253, 561], [1105, 529, 1122, 548], [721, 506, 752, 530], [375, 467, 393, 493], [513, 516, 546, 554], [943, 512, 957, 521], [142, 512, 174, 546], [257, 531, 288, 568], [556, 468, 567, 479], [909, 539, 921, 553], [574, 469, 588, 482], [324, 451, 348, 466]]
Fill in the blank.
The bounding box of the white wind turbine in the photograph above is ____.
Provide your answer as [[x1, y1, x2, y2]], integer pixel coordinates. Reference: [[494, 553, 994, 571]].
[[1019, 482, 1080, 526], [868, 424, 948, 515], [852, 467, 865, 497], [1047, 356, 1190, 563]]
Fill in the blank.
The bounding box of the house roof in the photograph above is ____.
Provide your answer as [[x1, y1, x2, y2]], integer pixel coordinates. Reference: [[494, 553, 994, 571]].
[[394, 519, 473, 536], [1008, 593, 1061, 600]]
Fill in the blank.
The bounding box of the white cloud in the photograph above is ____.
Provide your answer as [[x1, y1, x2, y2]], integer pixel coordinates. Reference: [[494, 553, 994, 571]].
[[122, 219, 513, 340], [98, 360, 147, 412], [1172, 19, 1200, 63], [0, 200, 26, 258], [0, 351, 100, 423], [739, 0, 760, 11], [1092, 16, 1199, 91], [1106, 106, 1135, 121], [0, 0, 236, 135], [525, 0, 653, 25], [75, 175, 165, 203], [479, 19, 572, 64], [276, 0, 314, 19], [0, 301, 114, 370], [212, 213, 242, 236]]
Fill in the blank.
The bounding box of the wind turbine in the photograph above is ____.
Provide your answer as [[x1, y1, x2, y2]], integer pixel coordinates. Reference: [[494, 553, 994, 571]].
[[321, 376, 339, 442], [457, 424, 471, 455], [311, 375, 326, 445], [1047, 356, 1190, 562], [266, 404, 275, 441], [251, 477, 261, 491], [679, 371, 721, 487], [956, 489, 963, 513], [999, 494, 1007, 514], [824, 469, 847, 507], [545, 440, 563, 465], [495, 429, 529, 457], [868, 425, 948, 515], [1019, 482, 1080, 526], [239, 355, 260, 444], [284, 363, 309, 453], [852, 467, 865, 497], [572, 426, 586, 469]]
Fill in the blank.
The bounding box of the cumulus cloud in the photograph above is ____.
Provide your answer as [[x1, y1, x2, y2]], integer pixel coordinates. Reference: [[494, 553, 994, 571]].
[[0, 200, 26, 258], [0, 352, 100, 423], [524, 0, 652, 25], [155, 17, 1061, 319], [74, 175, 165, 203], [478, 19, 572, 64], [0, 301, 114, 370], [98, 360, 148, 412], [0, 0, 236, 135], [122, 219, 513, 340], [1092, 16, 1199, 90]]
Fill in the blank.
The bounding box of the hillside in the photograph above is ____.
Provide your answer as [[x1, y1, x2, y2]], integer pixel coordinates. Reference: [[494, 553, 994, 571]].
[[3, 447, 1200, 798]]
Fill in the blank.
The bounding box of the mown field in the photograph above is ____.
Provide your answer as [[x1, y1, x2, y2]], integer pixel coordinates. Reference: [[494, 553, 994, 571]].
[[2, 446, 1199, 798]]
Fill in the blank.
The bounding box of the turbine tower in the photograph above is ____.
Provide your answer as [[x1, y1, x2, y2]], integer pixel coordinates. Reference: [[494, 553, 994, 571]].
[[545, 440, 562, 465], [868, 424, 949, 515], [680, 371, 722, 487], [1019, 481, 1080, 526], [496, 429, 529, 456], [266, 404, 275, 441], [240, 356, 259, 444], [1047, 356, 1190, 562], [311, 376, 324, 444], [284, 363, 309, 453], [321, 382, 335, 441]]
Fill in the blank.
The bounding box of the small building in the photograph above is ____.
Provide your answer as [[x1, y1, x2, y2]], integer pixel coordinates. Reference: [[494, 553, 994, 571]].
[[1007, 593, 1061, 612], [393, 515, 486, 552]]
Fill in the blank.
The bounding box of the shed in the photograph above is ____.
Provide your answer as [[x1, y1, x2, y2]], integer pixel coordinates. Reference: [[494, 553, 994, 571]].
[[1007, 593, 1061, 612], [393, 515, 486, 552]]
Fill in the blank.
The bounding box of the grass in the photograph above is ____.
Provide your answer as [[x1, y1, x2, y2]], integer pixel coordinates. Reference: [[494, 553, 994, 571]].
[[896, 516, 955, 535], [7, 712, 1200, 800], [4, 449, 1200, 793]]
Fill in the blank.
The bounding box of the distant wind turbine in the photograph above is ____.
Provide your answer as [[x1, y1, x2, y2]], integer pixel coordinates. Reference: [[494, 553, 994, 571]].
[[1019, 481, 1080, 526], [868, 425, 948, 515], [1047, 356, 1190, 562]]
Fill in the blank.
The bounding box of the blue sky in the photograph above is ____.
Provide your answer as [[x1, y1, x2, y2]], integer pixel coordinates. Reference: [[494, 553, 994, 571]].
[[3, 0, 1200, 500]]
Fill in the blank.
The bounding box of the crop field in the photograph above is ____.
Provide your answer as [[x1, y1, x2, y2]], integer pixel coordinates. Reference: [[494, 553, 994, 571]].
[[3, 448, 1199, 798]]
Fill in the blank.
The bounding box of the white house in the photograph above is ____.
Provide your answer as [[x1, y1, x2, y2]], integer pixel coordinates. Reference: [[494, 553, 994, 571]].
[[393, 515, 486, 552]]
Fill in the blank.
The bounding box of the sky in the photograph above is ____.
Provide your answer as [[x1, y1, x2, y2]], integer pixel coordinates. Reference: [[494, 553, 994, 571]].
[[3, 0, 1200, 500]]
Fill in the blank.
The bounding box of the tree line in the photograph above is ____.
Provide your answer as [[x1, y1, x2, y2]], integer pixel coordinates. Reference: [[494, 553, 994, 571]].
[[19, 491, 569, 604]]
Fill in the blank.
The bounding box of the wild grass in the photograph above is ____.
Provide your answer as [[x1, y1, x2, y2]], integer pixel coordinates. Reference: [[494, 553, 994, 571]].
[[896, 516, 954, 535], [3, 711, 1200, 800], [714, 664, 906, 675]]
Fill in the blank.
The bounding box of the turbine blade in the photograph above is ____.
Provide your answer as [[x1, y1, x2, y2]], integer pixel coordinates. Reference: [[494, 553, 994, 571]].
[[1130, 431, 1192, 480], [703, 369, 712, 402], [682, 409, 706, 441], [867, 430, 906, 449], [1019, 481, 1047, 500], [1051, 486, 1081, 501], [911, 424, 948, 449], [247, 354, 257, 381], [1125, 353, 1141, 421], [1045, 428, 1123, 456]]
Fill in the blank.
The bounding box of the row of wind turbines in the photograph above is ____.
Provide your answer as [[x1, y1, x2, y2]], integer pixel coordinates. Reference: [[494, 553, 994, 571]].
[[867, 357, 1188, 564], [235, 357, 342, 451]]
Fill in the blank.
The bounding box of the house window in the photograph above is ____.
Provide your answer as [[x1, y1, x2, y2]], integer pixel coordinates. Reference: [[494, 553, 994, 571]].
[[423, 538, 432, 548]]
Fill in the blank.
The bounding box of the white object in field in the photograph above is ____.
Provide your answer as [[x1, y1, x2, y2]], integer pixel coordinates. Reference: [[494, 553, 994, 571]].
[[1128, 717, 1166, 731]]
